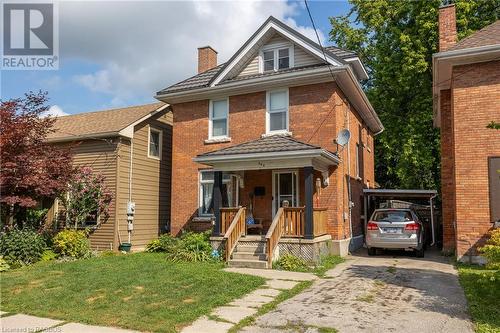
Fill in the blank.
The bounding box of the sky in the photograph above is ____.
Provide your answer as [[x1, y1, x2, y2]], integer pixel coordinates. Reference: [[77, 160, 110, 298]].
[[1, 0, 353, 116]]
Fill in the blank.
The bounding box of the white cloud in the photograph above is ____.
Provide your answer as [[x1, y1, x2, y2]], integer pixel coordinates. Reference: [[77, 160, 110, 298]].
[[60, 1, 324, 104], [41, 105, 69, 117]]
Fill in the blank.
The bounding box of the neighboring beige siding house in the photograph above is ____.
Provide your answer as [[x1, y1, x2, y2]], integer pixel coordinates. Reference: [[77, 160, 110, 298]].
[[46, 103, 172, 251]]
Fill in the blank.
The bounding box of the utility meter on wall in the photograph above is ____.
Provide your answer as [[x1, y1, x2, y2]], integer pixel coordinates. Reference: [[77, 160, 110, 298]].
[[127, 201, 136, 215]]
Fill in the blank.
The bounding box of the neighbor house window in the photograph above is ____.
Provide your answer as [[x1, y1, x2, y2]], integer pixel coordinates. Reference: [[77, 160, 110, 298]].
[[198, 171, 232, 216], [209, 99, 229, 139], [261, 46, 293, 72], [148, 127, 162, 159], [266, 89, 289, 133]]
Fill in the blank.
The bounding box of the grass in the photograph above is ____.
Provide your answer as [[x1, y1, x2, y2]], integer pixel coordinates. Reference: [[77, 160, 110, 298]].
[[273, 255, 345, 277], [0, 252, 265, 333], [457, 265, 500, 333], [229, 280, 313, 333]]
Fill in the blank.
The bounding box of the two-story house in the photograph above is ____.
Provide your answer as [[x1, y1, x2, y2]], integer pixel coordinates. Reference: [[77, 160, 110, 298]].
[[434, 4, 500, 263], [156, 16, 383, 268]]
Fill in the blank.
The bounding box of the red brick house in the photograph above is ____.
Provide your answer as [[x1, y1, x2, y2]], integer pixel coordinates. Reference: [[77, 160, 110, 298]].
[[156, 17, 383, 267], [434, 5, 500, 263]]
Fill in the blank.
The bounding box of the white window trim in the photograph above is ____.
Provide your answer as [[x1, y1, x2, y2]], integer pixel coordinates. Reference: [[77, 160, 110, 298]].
[[272, 169, 299, 218], [266, 88, 290, 135], [197, 170, 233, 217], [259, 44, 294, 74], [147, 126, 162, 160], [208, 98, 229, 140]]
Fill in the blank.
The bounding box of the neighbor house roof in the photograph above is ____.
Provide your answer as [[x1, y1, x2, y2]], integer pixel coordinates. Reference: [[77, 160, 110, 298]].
[[447, 20, 500, 52], [47, 103, 168, 142], [197, 135, 322, 157]]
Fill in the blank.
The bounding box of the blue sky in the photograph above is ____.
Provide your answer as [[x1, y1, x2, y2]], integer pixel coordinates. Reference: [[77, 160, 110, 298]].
[[1, 0, 353, 116]]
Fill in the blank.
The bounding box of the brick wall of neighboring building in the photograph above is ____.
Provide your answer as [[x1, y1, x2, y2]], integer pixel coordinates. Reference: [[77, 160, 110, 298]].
[[440, 89, 456, 253], [451, 60, 500, 259], [170, 82, 376, 240]]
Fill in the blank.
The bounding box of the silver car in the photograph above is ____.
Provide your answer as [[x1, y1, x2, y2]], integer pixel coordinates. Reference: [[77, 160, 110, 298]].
[[365, 208, 425, 257]]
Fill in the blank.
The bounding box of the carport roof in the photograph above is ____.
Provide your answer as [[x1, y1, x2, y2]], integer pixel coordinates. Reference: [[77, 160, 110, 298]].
[[363, 189, 437, 198]]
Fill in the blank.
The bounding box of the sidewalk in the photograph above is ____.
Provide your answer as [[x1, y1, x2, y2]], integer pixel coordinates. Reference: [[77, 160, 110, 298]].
[[0, 313, 140, 333], [181, 268, 317, 333]]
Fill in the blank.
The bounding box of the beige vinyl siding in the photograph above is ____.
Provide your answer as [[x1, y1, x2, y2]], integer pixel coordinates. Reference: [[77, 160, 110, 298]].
[[116, 111, 172, 250], [59, 139, 119, 250], [237, 34, 321, 78], [294, 46, 321, 67]]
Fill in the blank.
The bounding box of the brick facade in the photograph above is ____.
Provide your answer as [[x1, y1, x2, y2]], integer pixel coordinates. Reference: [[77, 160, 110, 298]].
[[170, 82, 376, 241], [443, 61, 500, 259]]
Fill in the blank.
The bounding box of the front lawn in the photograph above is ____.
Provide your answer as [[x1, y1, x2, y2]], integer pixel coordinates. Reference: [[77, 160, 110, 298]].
[[0, 253, 265, 333], [458, 265, 500, 333]]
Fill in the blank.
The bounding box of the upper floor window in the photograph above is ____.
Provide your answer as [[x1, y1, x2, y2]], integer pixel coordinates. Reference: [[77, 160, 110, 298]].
[[209, 99, 229, 139], [148, 127, 162, 159], [266, 89, 289, 134], [261, 46, 293, 72]]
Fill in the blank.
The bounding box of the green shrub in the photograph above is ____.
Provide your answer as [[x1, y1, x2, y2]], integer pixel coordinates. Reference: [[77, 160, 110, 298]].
[[146, 234, 178, 253], [52, 230, 91, 259], [480, 229, 500, 269], [41, 249, 58, 262], [274, 253, 309, 272], [0, 228, 47, 267], [166, 231, 216, 262], [99, 250, 116, 257], [25, 208, 48, 229], [0, 256, 10, 272]]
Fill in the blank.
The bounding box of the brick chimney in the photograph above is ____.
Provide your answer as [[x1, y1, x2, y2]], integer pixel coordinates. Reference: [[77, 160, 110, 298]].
[[438, 3, 457, 52], [197, 46, 217, 73]]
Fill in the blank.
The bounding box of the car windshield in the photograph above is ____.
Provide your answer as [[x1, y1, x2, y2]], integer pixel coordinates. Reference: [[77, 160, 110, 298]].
[[373, 211, 412, 222]]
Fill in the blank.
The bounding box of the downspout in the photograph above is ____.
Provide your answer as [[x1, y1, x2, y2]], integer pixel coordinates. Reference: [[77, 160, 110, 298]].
[[429, 193, 437, 246], [128, 139, 134, 244], [346, 102, 353, 239]]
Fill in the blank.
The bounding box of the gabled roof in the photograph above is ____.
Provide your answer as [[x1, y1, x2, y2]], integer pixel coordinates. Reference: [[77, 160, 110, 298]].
[[447, 20, 500, 52], [47, 103, 169, 142], [157, 16, 362, 96], [197, 135, 322, 157]]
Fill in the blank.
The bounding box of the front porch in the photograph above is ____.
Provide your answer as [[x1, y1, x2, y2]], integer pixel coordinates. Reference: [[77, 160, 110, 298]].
[[194, 136, 340, 267]]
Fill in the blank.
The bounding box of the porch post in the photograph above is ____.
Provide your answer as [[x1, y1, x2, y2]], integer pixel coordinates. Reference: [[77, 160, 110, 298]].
[[304, 166, 314, 239], [213, 171, 223, 236]]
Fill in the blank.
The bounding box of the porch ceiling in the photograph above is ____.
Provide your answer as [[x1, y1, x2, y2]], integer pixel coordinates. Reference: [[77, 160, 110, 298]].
[[193, 135, 339, 172]]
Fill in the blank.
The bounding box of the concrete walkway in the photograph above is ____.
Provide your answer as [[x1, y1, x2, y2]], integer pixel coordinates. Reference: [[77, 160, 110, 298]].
[[241, 250, 474, 333], [181, 269, 317, 333], [0, 313, 140, 333]]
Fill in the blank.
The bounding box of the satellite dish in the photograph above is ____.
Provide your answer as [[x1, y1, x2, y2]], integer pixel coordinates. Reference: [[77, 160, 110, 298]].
[[336, 129, 351, 147]]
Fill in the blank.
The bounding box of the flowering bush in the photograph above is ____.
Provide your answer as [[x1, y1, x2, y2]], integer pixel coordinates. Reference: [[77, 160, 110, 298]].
[[52, 229, 91, 258], [60, 166, 113, 229]]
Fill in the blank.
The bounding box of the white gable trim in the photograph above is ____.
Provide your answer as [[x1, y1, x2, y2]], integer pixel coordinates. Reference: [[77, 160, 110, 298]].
[[210, 21, 343, 86]]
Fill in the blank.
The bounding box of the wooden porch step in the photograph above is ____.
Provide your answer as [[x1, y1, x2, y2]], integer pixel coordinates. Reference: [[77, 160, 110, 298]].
[[235, 243, 266, 254], [228, 259, 268, 269], [232, 252, 267, 261]]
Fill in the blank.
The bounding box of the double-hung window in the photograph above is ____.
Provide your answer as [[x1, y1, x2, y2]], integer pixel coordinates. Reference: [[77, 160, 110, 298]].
[[266, 89, 289, 133], [148, 127, 162, 159], [209, 99, 229, 139], [198, 171, 233, 216], [261, 46, 292, 72]]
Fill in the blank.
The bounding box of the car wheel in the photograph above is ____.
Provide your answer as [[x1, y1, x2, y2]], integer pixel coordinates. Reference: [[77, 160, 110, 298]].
[[367, 247, 377, 256], [415, 248, 424, 258]]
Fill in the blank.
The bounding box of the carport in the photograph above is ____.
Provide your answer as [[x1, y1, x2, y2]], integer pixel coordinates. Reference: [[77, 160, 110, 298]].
[[363, 189, 438, 246]]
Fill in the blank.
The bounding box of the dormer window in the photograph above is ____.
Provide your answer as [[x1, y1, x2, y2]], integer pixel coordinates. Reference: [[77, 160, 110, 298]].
[[260, 45, 293, 73]]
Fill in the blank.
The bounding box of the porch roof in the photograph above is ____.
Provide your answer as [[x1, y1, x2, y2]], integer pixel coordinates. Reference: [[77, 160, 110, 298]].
[[194, 135, 339, 172]]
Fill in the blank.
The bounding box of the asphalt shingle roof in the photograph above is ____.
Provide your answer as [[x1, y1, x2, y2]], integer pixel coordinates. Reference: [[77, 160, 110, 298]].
[[197, 135, 322, 157], [447, 20, 500, 52], [47, 103, 166, 141]]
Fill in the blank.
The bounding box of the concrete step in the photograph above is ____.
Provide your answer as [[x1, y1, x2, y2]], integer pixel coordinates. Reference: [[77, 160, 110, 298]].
[[235, 244, 266, 254], [232, 252, 267, 260], [228, 259, 268, 269]]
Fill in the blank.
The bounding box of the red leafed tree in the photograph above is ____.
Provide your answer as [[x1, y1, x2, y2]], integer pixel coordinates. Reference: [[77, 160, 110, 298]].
[[0, 91, 73, 225]]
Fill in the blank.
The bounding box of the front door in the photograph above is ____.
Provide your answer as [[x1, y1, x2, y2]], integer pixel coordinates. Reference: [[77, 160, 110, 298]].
[[272, 170, 299, 217]]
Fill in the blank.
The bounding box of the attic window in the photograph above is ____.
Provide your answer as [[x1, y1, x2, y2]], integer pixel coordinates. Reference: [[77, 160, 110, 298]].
[[261, 46, 292, 72], [148, 127, 162, 159]]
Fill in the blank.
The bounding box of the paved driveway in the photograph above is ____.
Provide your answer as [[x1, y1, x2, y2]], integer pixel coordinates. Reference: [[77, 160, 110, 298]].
[[242, 250, 474, 333]]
